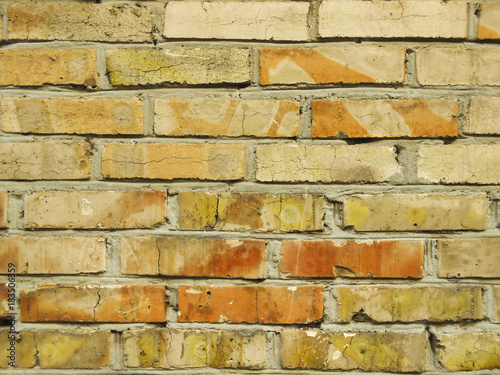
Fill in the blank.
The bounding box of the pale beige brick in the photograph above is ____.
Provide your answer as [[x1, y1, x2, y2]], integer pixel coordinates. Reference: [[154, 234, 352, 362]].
[[466, 97, 500, 135], [164, 1, 308, 41], [256, 144, 402, 183], [495, 286, 500, 322], [0, 191, 7, 228], [478, 2, 500, 39], [319, 0, 467, 38], [8, 3, 154, 42], [102, 143, 245, 181], [2, 98, 144, 135], [344, 193, 488, 231], [107, 48, 251, 86], [25, 190, 166, 229]]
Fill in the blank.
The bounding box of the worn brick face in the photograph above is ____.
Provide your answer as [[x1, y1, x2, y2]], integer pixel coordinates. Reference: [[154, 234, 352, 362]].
[[466, 96, 500, 135], [281, 330, 427, 372], [164, 1, 309, 41], [25, 190, 166, 229], [312, 99, 459, 138], [256, 144, 402, 183], [344, 193, 488, 231], [280, 240, 423, 278], [493, 286, 500, 322], [0, 49, 97, 86], [21, 285, 166, 323], [178, 285, 323, 324], [121, 237, 265, 278], [2, 98, 144, 135], [337, 286, 483, 322], [478, 2, 500, 40], [0, 237, 105, 274], [8, 3, 155, 42], [0, 191, 8, 228], [319, 1, 467, 39], [154, 99, 300, 137], [260, 46, 405, 85], [0, 284, 9, 318], [178, 192, 324, 232], [102, 143, 245, 181]]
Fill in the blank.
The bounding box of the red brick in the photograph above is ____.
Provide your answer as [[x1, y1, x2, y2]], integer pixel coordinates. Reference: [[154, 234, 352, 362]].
[[178, 285, 323, 324], [21, 284, 166, 323], [280, 240, 423, 278]]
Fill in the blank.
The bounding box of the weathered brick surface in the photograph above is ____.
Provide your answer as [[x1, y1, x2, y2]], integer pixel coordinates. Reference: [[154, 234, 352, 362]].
[[0, 49, 97, 86], [154, 99, 300, 137], [21, 285, 166, 322], [478, 2, 500, 40], [107, 48, 251, 86], [466, 96, 500, 135], [0, 237, 105, 274], [435, 332, 500, 371], [344, 193, 488, 231], [102, 143, 245, 180], [319, 1, 467, 39], [438, 238, 500, 278], [121, 237, 265, 278], [25, 190, 166, 229], [164, 1, 309, 41], [337, 286, 482, 322], [0, 142, 91, 180], [260, 46, 405, 85], [256, 144, 402, 183], [416, 47, 500, 86], [417, 145, 500, 184], [8, 3, 154, 42], [124, 329, 267, 369], [2, 98, 144, 135], [312, 99, 459, 138], [0, 191, 8, 228], [0, 283, 9, 318], [178, 192, 324, 232], [281, 330, 426, 372], [280, 240, 423, 278], [0, 329, 37, 368], [178, 285, 323, 324]]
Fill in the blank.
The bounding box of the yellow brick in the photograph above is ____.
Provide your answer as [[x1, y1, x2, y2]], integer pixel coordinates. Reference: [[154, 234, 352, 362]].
[[466, 96, 500, 135], [478, 2, 500, 40]]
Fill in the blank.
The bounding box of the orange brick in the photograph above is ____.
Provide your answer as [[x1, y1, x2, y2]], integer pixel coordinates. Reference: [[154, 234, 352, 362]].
[[260, 46, 405, 85], [102, 143, 245, 181], [121, 237, 265, 279], [178, 285, 323, 324], [21, 284, 166, 323], [312, 99, 459, 138], [0, 191, 7, 228], [0, 49, 97, 86], [0, 237, 106, 274], [478, 2, 500, 40], [280, 240, 423, 278], [0, 283, 10, 318], [25, 190, 166, 229]]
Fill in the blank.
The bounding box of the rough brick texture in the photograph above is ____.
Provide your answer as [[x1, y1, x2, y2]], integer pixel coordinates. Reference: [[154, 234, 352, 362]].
[[466, 96, 500, 134], [0, 191, 8, 228], [478, 2, 500, 40]]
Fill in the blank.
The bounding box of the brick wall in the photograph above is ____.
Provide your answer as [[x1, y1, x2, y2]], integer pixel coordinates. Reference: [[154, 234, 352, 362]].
[[0, 0, 499, 373]]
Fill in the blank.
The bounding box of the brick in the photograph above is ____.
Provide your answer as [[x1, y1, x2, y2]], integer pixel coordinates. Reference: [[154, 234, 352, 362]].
[[121, 237, 265, 279], [164, 1, 308, 41], [124, 329, 266, 369], [0, 329, 37, 368], [2, 98, 144, 135], [281, 330, 426, 372], [478, 2, 500, 39], [280, 240, 423, 278], [21, 284, 166, 323], [8, 3, 154, 42], [418, 145, 500, 184], [154, 99, 300, 137], [178, 285, 323, 324], [260, 46, 405, 85], [0, 141, 91, 180], [0, 191, 7, 228], [102, 143, 245, 181], [0, 237, 106, 275], [344, 193, 488, 231], [0, 49, 97, 86], [494, 287, 500, 322], [435, 332, 500, 371], [107, 48, 251, 86], [319, 0, 467, 39], [416, 46, 500, 86], [178, 192, 324, 232], [337, 286, 482, 322], [466, 96, 500, 135], [0, 283, 10, 318], [312, 99, 459, 138], [256, 144, 402, 183], [25, 190, 166, 229]]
